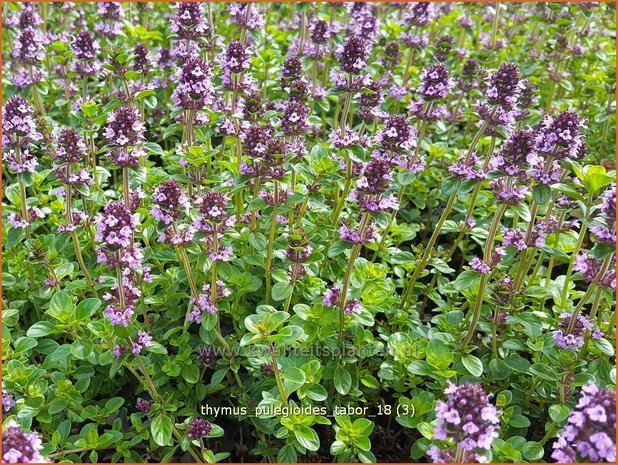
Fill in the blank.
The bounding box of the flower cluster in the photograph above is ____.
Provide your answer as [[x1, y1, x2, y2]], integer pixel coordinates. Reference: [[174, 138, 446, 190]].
[[2, 96, 41, 148], [552, 313, 602, 350], [172, 58, 215, 110], [552, 383, 616, 462], [322, 285, 362, 314], [2, 420, 48, 463], [188, 418, 213, 440], [151, 180, 189, 225], [428, 382, 500, 463], [170, 2, 208, 40]]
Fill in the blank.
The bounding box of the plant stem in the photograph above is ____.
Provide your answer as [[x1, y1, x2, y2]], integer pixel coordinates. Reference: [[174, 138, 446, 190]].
[[567, 256, 612, 333], [401, 192, 457, 309], [264, 181, 279, 305], [461, 203, 507, 347], [338, 213, 370, 354], [15, 145, 35, 288], [270, 344, 288, 404], [65, 166, 94, 287]]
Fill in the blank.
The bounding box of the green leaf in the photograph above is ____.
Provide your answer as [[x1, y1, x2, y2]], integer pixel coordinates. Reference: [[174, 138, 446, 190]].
[[353, 418, 374, 437], [81, 102, 99, 118], [328, 240, 349, 258], [592, 338, 615, 356], [27, 322, 54, 337], [509, 414, 531, 427], [334, 366, 352, 395], [529, 363, 559, 381], [277, 444, 297, 463], [532, 184, 552, 205], [522, 441, 544, 461], [105, 397, 125, 413], [441, 177, 461, 196], [305, 384, 328, 401], [49, 292, 74, 320], [3, 273, 16, 288], [549, 404, 570, 423], [76, 298, 101, 320], [271, 282, 293, 302], [48, 398, 68, 415], [151, 415, 173, 447], [283, 366, 306, 386], [461, 354, 483, 377], [249, 232, 267, 251], [14, 337, 37, 354], [425, 339, 453, 369], [294, 426, 319, 451], [182, 364, 201, 384], [453, 271, 481, 291], [144, 142, 164, 156], [134, 89, 156, 100]]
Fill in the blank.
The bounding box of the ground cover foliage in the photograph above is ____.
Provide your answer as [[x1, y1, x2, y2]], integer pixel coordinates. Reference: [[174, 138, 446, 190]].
[[1, 2, 617, 463]]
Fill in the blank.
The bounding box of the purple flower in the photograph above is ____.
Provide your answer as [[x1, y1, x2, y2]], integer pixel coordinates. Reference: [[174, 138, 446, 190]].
[[17, 5, 42, 30], [336, 35, 368, 74], [5, 149, 38, 174], [573, 254, 616, 289], [310, 19, 330, 44], [227, 3, 264, 30], [197, 191, 229, 222], [429, 382, 499, 463], [188, 418, 213, 440], [2, 96, 41, 148], [196, 346, 218, 367], [2, 420, 48, 463], [187, 293, 217, 323], [502, 227, 527, 251], [534, 110, 585, 161], [133, 43, 152, 73], [2, 391, 16, 413], [104, 304, 134, 327], [469, 257, 491, 274], [131, 330, 153, 354], [449, 152, 486, 181], [221, 40, 250, 75], [104, 107, 145, 147], [280, 56, 304, 89], [339, 220, 377, 245], [113, 345, 128, 358], [417, 64, 453, 101], [95, 2, 124, 37], [136, 398, 153, 414], [403, 2, 434, 27], [55, 128, 87, 163], [281, 100, 310, 136], [552, 383, 616, 462], [170, 2, 208, 40], [344, 299, 362, 314], [377, 115, 416, 153], [458, 59, 480, 91], [172, 58, 215, 110], [12, 27, 44, 65], [552, 312, 599, 350], [73, 30, 99, 60], [434, 34, 454, 63], [95, 202, 138, 250], [590, 185, 616, 246], [491, 129, 535, 178], [323, 285, 341, 307], [152, 180, 189, 225], [489, 178, 529, 205], [485, 63, 521, 109]]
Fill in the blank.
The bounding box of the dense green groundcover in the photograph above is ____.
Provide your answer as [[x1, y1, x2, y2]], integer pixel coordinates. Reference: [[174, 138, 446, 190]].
[[1, 2, 616, 463]]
